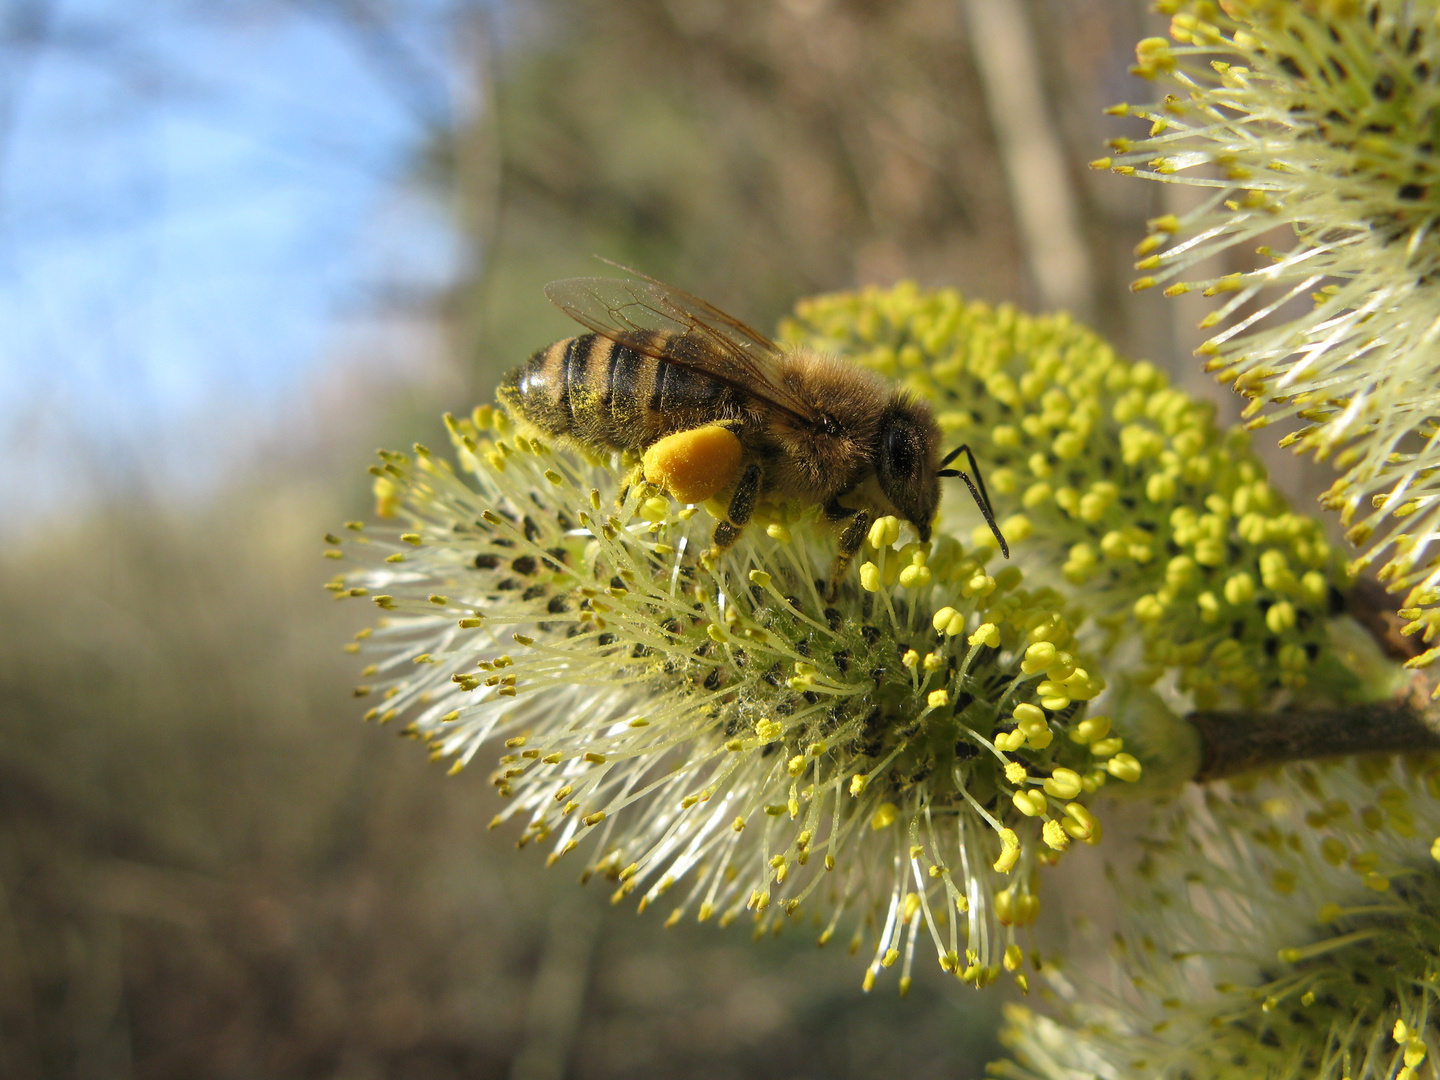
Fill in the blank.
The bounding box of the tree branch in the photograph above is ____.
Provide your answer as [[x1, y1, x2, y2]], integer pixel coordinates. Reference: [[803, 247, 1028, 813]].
[[1190, 701, 1440, 781], [1183, 578, 1440, 780]]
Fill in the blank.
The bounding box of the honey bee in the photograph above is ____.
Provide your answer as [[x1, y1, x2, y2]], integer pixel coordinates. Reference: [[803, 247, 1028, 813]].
[[499, 269, 1008, 593]]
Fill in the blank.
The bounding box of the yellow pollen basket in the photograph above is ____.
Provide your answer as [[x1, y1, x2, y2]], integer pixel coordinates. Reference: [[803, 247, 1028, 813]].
[[641, 424, 743, 505]]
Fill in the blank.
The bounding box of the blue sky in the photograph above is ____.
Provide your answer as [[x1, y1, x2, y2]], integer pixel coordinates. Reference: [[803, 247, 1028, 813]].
[[0, 0, 484, 524]]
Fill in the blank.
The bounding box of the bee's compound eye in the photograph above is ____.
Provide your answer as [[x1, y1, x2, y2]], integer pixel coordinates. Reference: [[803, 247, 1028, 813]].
[[884, 427, 914, 474]]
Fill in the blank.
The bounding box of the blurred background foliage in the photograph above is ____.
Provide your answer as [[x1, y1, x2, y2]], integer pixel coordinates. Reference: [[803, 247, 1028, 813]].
[[0, 1, 1203, 1076]]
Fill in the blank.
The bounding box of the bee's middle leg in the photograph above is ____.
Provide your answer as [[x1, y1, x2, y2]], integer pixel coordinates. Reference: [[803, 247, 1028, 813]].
[[709, 462, 762, 555], [825, 499, 871, 601]]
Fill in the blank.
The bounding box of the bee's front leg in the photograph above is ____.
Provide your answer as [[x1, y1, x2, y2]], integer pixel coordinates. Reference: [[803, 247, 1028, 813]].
[[824, 499, 871, 602], [709, 461, 763, 555]]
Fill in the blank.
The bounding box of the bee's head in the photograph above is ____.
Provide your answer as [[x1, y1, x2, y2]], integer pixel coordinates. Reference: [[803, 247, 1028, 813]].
[[874, 397, 940, 542]]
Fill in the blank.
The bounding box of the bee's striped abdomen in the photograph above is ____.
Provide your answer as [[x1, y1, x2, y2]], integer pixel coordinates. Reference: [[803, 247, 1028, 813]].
[[500, 330, 743, 452], [500, 334, 599, 442], [649, 354, 729, 415]]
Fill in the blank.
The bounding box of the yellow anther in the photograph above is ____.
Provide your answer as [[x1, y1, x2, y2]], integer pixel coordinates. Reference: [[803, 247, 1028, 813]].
[[1266, 601, 1297, 633], [1090, 737, 1123, 758], [1012, 789, 1048, 817], [868, 516, 901, 549], [1021, 641, 1057, 674], [1224, 572, 1256, 605], [859, 562, 882, 592], [993, 829, 1020, 873], [968, 623, 1000, 647], [761, 521, 791, 543], [994, 730, 1025, 752], [1013, 703, 1045, 725], [1043, 768, 1083, 800], [1133, 594, 1164, 621], [1105, 753, 1143, 782], [962, 570, 997, 597], [903, 892, 922, 923], [898, 562, 932, 589], [1042, 819, 1070, 851]]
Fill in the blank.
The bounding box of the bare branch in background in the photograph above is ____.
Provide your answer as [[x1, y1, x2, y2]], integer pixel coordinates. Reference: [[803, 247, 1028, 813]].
[[961, 0, 1093, 316], [507, 893, 600, 1080]]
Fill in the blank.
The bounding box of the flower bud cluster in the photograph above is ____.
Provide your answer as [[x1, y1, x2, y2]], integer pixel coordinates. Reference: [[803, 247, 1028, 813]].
[[1097, 0, 1440, 686], [997, 753, 1440, 1080], [327, 399, 1141, 994], [781, 283, 1353, 709]]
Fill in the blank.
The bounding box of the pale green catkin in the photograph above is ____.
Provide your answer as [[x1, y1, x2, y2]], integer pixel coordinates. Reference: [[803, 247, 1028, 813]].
[[1100, 0, 1440, 688], [330, 283, 1363, 993], [783, 284, 1355, 710], [997, 754, 1440, 1080]]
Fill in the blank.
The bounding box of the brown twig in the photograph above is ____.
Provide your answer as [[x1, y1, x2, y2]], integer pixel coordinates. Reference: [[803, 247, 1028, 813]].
[[1183, 576, 1440, 780], [961, 0, 1093, 316], [1190, 702, 1440, 781]]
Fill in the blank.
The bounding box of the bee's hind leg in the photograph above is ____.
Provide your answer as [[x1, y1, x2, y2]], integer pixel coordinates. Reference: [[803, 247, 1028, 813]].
[[824, 500, 871, 602], [707, 462, 763, 558]]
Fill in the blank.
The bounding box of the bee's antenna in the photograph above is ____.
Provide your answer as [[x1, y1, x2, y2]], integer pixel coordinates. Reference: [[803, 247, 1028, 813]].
[[938, 444, 1009, 558]]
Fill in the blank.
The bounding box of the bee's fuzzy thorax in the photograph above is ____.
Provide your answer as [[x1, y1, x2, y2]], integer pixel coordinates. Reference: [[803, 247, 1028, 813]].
[[761, 348, 894, 503]]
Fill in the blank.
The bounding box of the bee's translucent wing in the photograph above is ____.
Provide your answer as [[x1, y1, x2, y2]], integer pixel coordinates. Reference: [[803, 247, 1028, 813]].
[[594, 261, 787, 358], [544, 275, 821, 423]]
